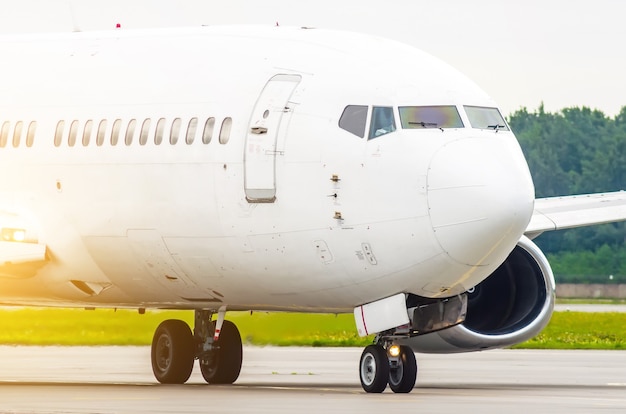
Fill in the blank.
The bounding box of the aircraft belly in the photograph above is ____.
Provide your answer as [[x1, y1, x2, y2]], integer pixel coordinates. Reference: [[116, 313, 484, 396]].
[[133, 215, 443, 309], [125, 230, 223, 303]]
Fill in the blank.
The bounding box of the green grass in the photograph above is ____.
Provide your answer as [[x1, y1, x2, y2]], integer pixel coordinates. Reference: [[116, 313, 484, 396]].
[[0, 308, 186, 346], [0, 307, 624, 349], [0, 308, 373, 347], [513, 312, 626, 350]]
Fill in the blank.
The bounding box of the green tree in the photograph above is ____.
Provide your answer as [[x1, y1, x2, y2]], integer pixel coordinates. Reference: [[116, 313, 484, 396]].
[[508, 105, 626, 279]]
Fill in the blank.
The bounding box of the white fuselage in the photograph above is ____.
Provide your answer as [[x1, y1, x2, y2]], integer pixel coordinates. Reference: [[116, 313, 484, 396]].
[[0, 26, 535, 312]]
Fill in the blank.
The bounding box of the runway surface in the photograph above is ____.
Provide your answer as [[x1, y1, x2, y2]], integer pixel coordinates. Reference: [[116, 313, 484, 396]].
[[554, 304, 626, 312], [0, 346, 625, 413]]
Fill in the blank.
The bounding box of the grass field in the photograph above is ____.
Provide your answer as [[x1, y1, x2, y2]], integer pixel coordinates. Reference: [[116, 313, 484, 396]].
[[512, 311, 626, 350], [0, 307, 625, 349]]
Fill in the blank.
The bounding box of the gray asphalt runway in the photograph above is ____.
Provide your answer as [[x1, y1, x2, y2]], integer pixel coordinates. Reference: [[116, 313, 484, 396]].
[[555, 304, 626, 312], [0, 346, 625, 413]]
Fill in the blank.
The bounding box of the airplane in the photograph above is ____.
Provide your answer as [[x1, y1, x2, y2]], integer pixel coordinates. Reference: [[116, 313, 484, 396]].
[[0, 24, 625, 394]]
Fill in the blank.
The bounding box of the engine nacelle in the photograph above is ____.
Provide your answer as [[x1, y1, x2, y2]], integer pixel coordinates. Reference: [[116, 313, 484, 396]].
[[400, 235, 555, 353]]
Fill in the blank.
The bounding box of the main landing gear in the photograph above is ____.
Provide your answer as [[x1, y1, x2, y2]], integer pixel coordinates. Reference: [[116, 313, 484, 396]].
[[151, 309, 243, 385], [359, 343, 417, 393]]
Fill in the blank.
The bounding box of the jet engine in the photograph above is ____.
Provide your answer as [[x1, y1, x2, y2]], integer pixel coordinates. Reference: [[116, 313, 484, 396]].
[[400, 235, 555, 353]]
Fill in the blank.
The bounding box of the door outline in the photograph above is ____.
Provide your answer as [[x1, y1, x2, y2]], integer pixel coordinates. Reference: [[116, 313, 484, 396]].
[[244, 74, 301, 203]]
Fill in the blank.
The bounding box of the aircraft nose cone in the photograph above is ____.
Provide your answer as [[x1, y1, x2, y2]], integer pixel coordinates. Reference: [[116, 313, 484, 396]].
[[427, 138, 534, 266]]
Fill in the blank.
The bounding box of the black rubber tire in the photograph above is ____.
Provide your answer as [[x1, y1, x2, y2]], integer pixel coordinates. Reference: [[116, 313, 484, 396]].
[[200, 320, 243, 384], [388, 345, 417, 393], [359, 345, 389, 393], [151, 319, 195, 384]]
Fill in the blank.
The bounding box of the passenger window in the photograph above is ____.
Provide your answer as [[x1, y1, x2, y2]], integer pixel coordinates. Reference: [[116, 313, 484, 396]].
[[125, 119, 136, 146], [139, 119, 151, 145], [54, 121, 64, 147], [68, 120, 79, 147], [111, 119, 122, 146], [96, 120, 107, 146], [368, 107, 396, 139], [12, 121, 23, 148], [202, 117, 215, 144], [219, 117, 232, 144], [170, 118, 181, 145], [339, 105, 368, 138], [0, 122, 8, 148], [154, 118, 165, 145], [82, 120, 93, 146], [399, 106, 464, 129], [464, 106, 510, 131], [186, 117, 198, 144], [26, 121, 36, 147]]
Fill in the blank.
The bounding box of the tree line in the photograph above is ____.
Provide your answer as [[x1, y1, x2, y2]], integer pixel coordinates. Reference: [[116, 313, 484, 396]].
[[507, 105, 626, 283]]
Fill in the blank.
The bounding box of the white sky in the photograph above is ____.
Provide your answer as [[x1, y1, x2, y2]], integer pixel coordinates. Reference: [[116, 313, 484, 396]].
[[2, 0, 625, 117]]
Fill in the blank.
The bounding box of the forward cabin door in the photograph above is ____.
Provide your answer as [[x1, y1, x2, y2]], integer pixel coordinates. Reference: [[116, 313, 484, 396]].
[[244, 74, 301, 203]]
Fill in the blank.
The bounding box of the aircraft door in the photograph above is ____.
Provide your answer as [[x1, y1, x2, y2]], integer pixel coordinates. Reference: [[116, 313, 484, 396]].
[[244, 74, 301, 203]]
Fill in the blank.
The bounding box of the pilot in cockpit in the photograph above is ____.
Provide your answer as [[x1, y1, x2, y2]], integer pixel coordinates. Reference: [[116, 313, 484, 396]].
[[369, 106, 396, 139]]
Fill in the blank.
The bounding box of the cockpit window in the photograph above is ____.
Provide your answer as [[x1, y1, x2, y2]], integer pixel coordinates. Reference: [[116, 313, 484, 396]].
[[368, 106, 396, 139], [398, 106, 464, 129], [339, 105, 368, 138], [464, 106, 509, 131]]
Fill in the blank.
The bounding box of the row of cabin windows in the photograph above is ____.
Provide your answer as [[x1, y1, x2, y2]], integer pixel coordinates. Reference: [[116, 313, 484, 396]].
[[0, 117, 233, 149], [0, 121, 37, 148], [55, 117, 233, 147]]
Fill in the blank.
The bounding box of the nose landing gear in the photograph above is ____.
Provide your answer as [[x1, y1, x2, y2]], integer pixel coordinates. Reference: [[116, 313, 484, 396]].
[[359, 343, 417, 393]]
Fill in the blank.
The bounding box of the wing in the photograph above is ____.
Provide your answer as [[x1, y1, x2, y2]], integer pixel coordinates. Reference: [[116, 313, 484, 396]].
[[525, 191, 626, 239]]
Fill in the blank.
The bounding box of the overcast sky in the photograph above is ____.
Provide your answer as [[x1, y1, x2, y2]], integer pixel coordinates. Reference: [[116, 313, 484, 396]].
[[2, 0, 625, 117]]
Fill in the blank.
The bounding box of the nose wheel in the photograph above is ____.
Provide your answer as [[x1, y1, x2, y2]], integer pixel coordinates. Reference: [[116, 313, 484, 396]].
[[388, 345, 417, 393], [359, 345, 390, 393], [359, 344, 417, 393]]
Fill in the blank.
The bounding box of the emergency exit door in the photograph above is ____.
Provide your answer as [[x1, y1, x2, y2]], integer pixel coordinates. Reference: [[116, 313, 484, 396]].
[[244, 74, 301, 202]]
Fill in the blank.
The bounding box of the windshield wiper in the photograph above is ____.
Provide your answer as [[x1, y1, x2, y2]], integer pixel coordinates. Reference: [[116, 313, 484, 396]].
[[409, 121, 444, 132], [409, 121, 437, 128], [487, 124, 506, 131]]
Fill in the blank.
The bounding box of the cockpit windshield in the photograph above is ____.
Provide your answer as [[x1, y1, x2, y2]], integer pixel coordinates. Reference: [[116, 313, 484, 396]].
[[464, 106, 509, 131], [369, 106, 396, 139], [339, 105, 368, 138], [399, 106, 464, 129], [339, 104, 509, 139]]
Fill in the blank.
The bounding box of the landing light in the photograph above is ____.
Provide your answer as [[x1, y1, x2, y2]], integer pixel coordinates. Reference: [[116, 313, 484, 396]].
[[388, 344, 400, 358], [1, 228, 26, 242]]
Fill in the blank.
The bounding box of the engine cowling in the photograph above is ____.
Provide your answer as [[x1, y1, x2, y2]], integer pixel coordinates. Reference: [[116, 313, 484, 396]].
[[400, 235, 555, 353]]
